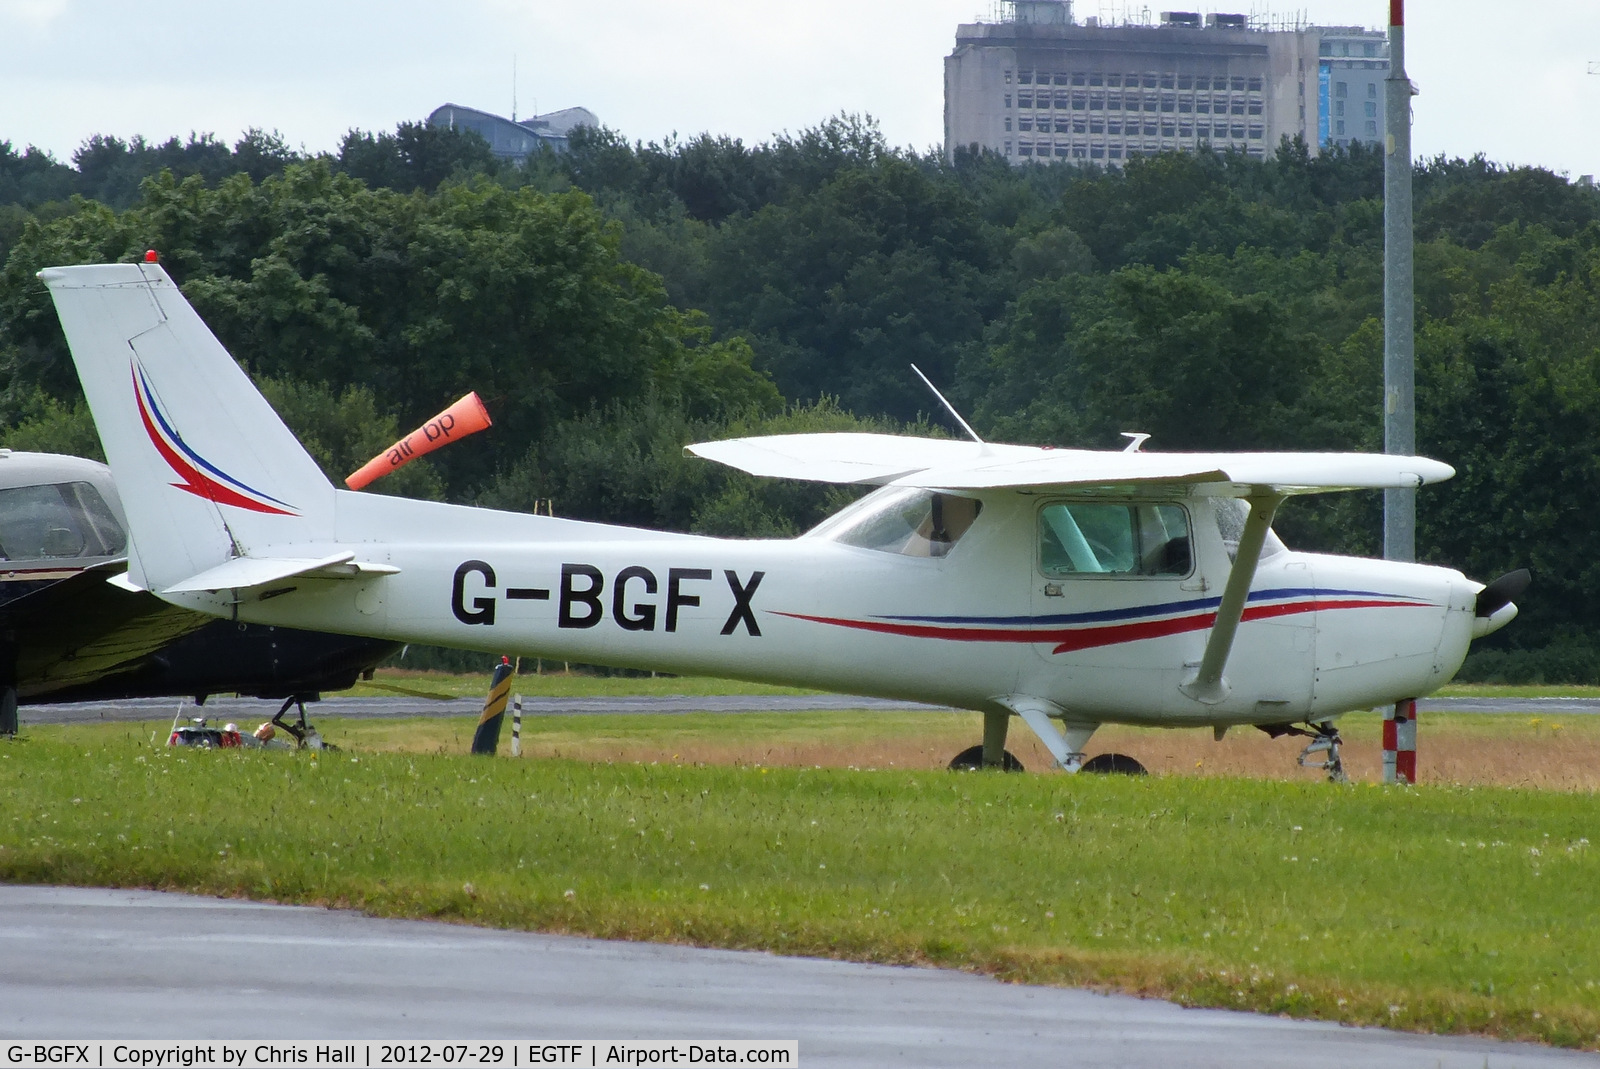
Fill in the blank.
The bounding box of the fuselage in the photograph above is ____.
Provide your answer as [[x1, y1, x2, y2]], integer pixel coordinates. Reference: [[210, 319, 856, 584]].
[[168, 483, 1475, 727]]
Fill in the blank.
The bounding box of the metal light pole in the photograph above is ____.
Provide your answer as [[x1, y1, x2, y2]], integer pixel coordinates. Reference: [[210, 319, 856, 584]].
[[1382, 0, 1418, 784], [1383, 0, 1415, 563]]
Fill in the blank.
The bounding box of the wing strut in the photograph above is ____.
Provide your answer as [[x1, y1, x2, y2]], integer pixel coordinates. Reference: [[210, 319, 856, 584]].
[[1180, 491, 1286, 705], [998, 695, 1100, 772]]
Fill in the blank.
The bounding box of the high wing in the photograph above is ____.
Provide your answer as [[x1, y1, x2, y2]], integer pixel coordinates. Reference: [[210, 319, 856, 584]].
[[686, 433, 1026, 486], [686, 432, 1455, 495]]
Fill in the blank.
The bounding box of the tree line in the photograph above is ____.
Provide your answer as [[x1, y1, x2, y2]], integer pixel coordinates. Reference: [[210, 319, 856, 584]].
[[2, 118, 1598, 680]]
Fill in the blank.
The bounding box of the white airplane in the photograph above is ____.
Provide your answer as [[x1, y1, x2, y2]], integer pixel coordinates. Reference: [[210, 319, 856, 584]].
[[41, 261, 1527, 777]]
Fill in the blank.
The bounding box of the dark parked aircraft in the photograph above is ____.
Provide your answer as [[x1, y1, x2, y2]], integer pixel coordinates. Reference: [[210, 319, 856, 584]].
[[0, 450, 399, 735]]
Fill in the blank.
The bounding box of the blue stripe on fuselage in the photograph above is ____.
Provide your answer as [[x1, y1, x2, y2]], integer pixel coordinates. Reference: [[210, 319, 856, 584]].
[[872, 588, 1422, 627]]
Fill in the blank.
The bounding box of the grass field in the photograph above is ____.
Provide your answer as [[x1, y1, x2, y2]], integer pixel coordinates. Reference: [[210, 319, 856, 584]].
[[6, 711, 1600, 1049]]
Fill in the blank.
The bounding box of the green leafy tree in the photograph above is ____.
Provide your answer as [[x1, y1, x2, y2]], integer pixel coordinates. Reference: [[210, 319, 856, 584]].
[[0, 162, 776, 503], [704, 156, 1001, 418], [977, 265, 1317, 450], [257, 377, 446, 500], [1415, 156, 1600, 249], [0, 391, 103, 458], [0, 142, 77, 211], [336, 122, 498, 194]]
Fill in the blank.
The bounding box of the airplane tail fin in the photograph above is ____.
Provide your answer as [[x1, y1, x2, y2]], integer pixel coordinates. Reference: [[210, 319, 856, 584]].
[[39, 262, 335, 594]]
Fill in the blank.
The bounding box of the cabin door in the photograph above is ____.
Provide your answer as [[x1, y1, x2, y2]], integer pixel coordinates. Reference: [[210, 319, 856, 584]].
[[1029, 498, 1198, 668]]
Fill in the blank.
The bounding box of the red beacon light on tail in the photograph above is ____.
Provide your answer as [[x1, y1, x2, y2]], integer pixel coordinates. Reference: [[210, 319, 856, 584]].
[[144, 250, 159, 263]]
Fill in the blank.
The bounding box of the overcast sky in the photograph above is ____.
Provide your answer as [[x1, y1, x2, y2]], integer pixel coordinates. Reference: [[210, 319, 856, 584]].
[[3, 0, 1597, 178]]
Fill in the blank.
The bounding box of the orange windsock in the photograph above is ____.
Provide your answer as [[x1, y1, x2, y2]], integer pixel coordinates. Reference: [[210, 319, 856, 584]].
[[345, 392, 492, 490]]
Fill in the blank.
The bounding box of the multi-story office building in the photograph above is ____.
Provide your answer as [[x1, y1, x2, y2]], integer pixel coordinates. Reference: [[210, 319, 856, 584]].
[[1316, 26, 1388, 150], [945, 1, 1387, 165]]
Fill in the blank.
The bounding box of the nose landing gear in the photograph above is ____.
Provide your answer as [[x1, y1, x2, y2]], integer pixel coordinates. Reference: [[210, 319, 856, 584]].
[[1259, 721, 1346, 782], [1296, 724, 1347, 783]]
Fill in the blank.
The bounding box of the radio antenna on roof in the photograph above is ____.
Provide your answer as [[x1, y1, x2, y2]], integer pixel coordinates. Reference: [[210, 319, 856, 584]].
[[910, 364, 985, 445]]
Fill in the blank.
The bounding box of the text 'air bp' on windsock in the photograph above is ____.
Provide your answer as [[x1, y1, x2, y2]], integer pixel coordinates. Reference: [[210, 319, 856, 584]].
[[345, 392, 492, 490]]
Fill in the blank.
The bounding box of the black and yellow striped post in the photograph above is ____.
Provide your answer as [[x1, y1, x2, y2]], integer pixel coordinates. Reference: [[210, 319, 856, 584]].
[[471, 656, 515, 755]]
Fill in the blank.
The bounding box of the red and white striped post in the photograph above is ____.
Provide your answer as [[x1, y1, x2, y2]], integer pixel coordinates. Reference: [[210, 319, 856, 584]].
[[1383, 698, 1417, 784]]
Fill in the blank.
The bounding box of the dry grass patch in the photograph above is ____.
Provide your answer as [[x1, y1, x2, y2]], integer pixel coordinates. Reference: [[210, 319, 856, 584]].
[[317, 709, 1600, 790]]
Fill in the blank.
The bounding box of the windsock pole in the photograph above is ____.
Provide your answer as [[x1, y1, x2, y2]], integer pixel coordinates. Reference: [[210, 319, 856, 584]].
[[471, 656, 515, 755], [1383, 698, 1417, 784], [346, 392, 492, 490]]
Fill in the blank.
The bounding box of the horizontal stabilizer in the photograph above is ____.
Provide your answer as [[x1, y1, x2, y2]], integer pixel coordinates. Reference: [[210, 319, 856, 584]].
[[106, 571, 146, 593], [163, 553, 400, 594], [688, 433, 1454, 496]]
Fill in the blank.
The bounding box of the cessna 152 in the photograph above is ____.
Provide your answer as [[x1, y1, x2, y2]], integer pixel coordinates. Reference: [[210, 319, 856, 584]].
[[40, 260, 1525, 776]]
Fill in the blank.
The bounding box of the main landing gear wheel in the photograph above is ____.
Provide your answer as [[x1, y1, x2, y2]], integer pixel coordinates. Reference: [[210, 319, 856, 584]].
[[947, 745, 1025, 772], [1079, 753, 1147, 775]]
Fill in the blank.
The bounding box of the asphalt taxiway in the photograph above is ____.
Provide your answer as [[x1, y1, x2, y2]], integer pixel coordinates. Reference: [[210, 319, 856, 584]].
[[1, 886, 1594, 1068]]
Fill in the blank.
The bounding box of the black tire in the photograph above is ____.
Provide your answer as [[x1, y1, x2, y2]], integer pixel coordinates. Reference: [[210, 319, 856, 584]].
[[1080, 752, 1147, 776], [948, 745, 1024, 772]]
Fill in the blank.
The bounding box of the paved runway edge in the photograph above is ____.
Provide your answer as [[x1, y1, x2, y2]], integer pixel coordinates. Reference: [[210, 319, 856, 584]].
[[1, 886, 1594, 1068]]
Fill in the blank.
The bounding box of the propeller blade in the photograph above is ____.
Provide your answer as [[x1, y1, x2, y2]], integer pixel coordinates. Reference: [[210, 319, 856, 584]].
[[1475, 569, 1531, 618]]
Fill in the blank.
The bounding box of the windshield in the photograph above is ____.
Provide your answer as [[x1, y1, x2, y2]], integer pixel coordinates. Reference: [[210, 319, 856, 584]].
[[1214, 497, 1287, 562], [809, 487, 982, 558]]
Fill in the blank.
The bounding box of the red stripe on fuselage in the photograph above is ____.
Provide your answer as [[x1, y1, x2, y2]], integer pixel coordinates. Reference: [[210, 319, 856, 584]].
[[774, 598, 1428, 655], [133, 367, 295, 516]]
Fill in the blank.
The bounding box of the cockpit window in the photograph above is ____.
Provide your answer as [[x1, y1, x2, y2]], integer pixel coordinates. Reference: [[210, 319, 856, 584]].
[[1039, 502, 1191, 577], [1214, 498, 1287, 562], [811, 487, 982, 558], [0, 481, 126, 561]]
